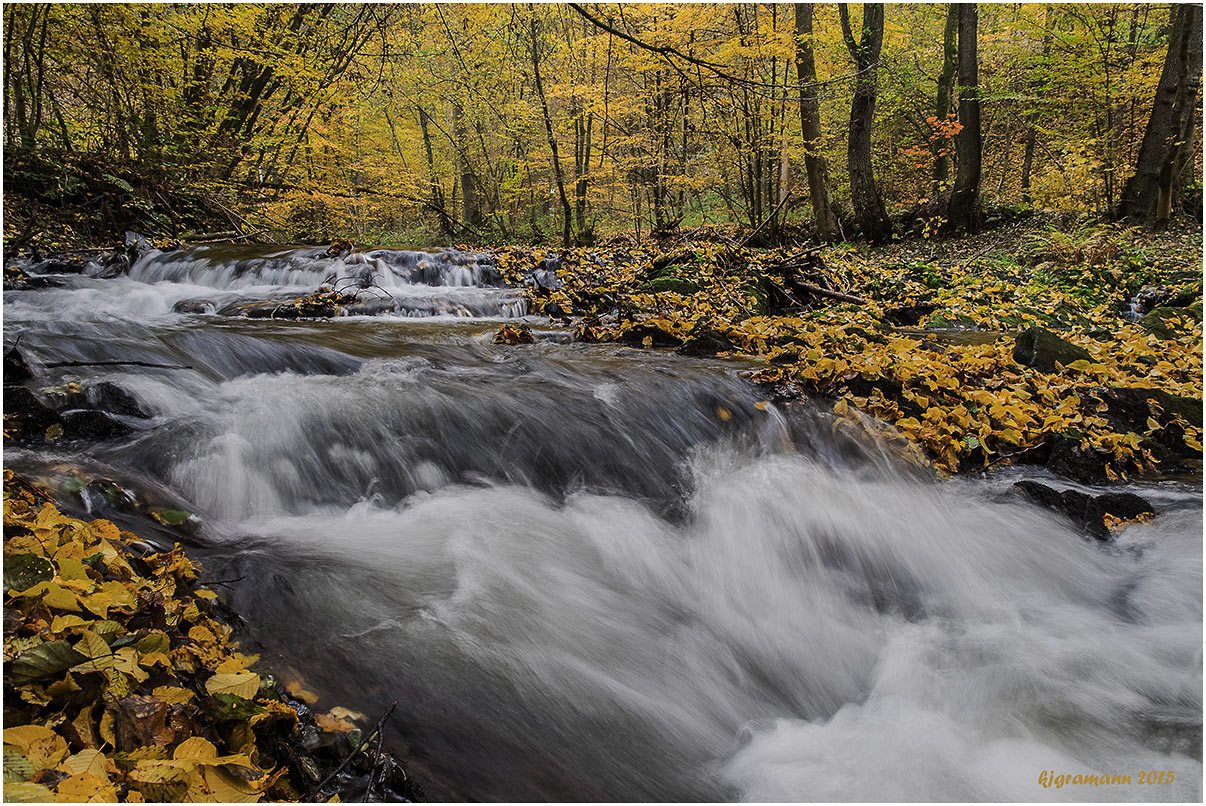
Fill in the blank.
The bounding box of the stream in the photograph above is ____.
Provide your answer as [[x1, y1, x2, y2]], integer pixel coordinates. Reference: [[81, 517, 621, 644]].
[[4, 245, 1202, 801]]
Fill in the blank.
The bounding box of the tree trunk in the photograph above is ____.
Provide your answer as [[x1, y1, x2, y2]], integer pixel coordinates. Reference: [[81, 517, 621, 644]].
[[933, 4, 959, 190], [452, 103, 482, 227], [417, 106, 454, 237], [1020, 8, 1052, 207], [794, 4, 839, 241], [839, 3, 892, 243], [1116, 4, 1203, 227], [943, 3, 981, 234], [529, 11, 572, 246]]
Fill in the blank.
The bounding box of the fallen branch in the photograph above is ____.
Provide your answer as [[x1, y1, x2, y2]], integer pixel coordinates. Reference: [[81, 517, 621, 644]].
[[793, 279, 869, 306]]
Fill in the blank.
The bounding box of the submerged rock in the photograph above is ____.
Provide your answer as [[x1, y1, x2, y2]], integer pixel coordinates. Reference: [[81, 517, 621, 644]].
[[1012, 327, 1092, 372], [173, 298, 217, 314]]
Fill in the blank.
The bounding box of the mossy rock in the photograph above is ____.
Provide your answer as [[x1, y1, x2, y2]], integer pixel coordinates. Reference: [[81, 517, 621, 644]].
[[1012, 326, 1092, 372], [1138, 306, 1197, 340], [641, 275, 701, 294]]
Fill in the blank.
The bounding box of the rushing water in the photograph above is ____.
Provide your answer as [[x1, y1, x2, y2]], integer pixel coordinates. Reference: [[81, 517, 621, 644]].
[[4, 246, 1202, 801]]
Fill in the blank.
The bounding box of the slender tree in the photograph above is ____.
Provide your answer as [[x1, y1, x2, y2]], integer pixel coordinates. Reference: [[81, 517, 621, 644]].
[[933, 4, 958, 191], [1116, 3, 1203, 227], [838, 3, 892, 243], [528, 7, 573, 246], [944, 3, 981, 233], [793, 4, 839, 241]]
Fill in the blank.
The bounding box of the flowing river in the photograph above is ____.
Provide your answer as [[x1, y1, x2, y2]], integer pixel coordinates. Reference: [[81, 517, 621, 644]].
[[4, 246, 1201, 801]]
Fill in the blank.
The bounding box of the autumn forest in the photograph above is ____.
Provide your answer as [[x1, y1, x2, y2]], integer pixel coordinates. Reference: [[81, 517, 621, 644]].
[[3, 3, 1202, 244]]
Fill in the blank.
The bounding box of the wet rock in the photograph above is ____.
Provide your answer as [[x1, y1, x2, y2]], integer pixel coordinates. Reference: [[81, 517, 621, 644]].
[[86, 252, 130, 279], [3, 387, 62, 440], [677, 325, 737, 357], [883, 302, 940, 327], [61, 410, 133, 441], [83, 382, 150, 419], [619, 323, 683, 349], [1131, 286, 1173, 315], [173, 298, 217, 314], [39, 258, 88, 274], [1045, 437, 1110, 485], [4, 272, 69, 290], [4, 344, 34, 383], [124, 231, 155, 260], [218, 298, 339, 319], [325, 238, 354, 258], [1012, 327, 1092, 372], [1012, 480, 1155, 541], [525, 256, 563, 292], [1098, 386, 1203, 465]]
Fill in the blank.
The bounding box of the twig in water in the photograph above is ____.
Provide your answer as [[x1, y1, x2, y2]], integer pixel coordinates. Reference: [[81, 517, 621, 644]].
[[310, 700, 398, 801], [44, 360, 193, 370], [975, 441, 1048, 476], [198, 576, 245, 589]]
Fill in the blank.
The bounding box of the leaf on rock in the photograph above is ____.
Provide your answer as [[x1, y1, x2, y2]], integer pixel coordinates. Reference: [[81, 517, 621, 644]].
[[4, 554, 55, 593]]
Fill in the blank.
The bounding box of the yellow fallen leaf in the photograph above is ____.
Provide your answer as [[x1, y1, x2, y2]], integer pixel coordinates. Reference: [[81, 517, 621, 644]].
[[205, 671, 261, 699], [151, 686, 194, 705], [173, 737, 219, 762], [315, 712, 356, 733], [5, 782, 55, 802], [58, 749, 113, 779], [55, 772, 118, 803]]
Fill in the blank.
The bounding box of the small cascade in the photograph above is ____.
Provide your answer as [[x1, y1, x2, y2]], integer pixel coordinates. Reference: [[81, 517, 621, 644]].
[[128, 245, 503, 291]]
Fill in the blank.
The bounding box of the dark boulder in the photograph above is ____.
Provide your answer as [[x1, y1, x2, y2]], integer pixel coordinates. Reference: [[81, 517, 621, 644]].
[[61, 410, 133, 441], [83, 382, 150, 419], [3, 386, 62, 441], [4, 344, 33, 383], [1099, 387, 1202, 466], [1045, 437, 1110, 485], [124, 231, 155, 260], [1013, 480, 1155, 541], [884, 302, 940, 327], [678, 325, 737, 357], [1012, 327, 1092, 372], [86, 252, 130, 279], [618, 323, 683, 349]]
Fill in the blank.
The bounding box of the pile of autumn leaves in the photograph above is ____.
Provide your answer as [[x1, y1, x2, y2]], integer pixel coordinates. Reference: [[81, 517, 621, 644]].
[[494, 239, 1203, 478], [1, 472, 347, 803]]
